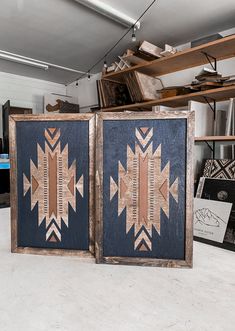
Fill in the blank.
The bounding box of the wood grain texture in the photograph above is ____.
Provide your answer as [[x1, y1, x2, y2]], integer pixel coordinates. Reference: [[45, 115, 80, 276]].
[[95, 111, 194, 268], [13, 247, 94, 259], [103, 34, 235, 81], [101, 257, 191, 268], [101, 85, 235, 111], [9, 116, 18, 253], [10, 114, 94, 121], [195, 135, 235, 141], [185, 111, 195, 267], [10, 114, 96, 258], [89, 115, 96, 255], [95, 114, 104, 263]]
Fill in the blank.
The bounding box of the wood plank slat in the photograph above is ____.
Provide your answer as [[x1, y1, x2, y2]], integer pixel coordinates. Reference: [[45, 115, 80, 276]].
[[195, 135, 235, 141], [101, 85, 235, 112], [103, 34, 235, 81]]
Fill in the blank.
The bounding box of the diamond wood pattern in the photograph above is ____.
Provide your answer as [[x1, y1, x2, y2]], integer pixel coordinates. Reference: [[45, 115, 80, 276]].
[[110, 127, 179, 251], [23, 128, 84, 243], [10, 114, 95, 257], [96, 112, 194, 267]]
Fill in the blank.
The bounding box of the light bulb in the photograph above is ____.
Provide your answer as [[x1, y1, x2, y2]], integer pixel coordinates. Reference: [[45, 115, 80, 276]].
[[131, 26, 137, 42], [132, 33, 136, 42]]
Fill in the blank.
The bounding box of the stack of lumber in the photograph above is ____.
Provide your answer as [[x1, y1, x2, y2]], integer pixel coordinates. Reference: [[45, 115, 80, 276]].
[[124, 71, 162, 102]]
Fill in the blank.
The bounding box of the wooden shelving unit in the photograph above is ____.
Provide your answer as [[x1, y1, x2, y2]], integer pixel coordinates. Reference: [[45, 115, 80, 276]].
[[101, 34, 235, 112], [102, 85, 235, 112], [103, 34, 235, 82]]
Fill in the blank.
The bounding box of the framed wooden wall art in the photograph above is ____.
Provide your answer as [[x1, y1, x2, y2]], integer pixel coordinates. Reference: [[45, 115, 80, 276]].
[[96, 111, 194, 267], [10, 114, 95, 257]]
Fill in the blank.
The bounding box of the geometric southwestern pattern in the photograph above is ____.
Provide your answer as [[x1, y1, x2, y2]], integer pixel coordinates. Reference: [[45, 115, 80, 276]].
[[110, 127, 179, 252], [203, 159, 235, 179], [23, 128, 84, 243]]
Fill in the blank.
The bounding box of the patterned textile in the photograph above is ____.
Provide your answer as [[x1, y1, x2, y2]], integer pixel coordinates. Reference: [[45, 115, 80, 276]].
[[203, 159, 235, 179]]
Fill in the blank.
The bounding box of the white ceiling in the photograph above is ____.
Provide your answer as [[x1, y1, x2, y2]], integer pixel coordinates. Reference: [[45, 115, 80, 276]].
[[0, 0, 235, 84]]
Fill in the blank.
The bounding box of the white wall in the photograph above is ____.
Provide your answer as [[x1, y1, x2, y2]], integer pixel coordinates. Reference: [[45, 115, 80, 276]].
[[0, 71, 66, 137], [67, 73, 101, 113]]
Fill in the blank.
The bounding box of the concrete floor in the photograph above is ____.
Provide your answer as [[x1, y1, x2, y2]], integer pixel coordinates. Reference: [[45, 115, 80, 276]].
[[0, 208, 234, 331]]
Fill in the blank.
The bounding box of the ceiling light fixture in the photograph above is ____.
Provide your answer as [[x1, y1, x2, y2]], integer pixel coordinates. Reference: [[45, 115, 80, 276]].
[[0, 53, 49, 70], [0, 49, 89, 75], [74, 0, 140, 29]]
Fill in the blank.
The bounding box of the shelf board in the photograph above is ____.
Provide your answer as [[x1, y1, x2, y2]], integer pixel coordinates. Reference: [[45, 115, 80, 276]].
[[195, 136, 235, 142], [101, 85, 235, 112], [103, 34, 235, 81]]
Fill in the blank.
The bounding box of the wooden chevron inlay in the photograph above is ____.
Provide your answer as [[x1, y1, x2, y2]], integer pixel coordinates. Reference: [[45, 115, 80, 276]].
[[109, 127, 179, 251], [23, 128, 84, 242]]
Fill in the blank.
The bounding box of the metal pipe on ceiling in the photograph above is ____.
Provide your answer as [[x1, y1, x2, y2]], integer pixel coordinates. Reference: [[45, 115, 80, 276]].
[[74, 0, 140, 29], [0, 50, 88, 74]]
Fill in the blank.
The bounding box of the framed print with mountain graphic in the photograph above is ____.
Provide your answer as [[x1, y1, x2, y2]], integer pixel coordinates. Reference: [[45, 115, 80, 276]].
[[195, 177, 235, 251], [194, 198, 232, 243], [95, 111, 194, 267], [10, 114, 95, 257]]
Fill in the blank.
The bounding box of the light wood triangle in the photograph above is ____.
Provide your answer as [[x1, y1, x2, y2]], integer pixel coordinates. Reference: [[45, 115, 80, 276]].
[[48, 128, 57, 135], [68, 176, 75, 196], [139, 127, 149, 135], [31, 175, 39, 194], [159, 179, 168, 201]]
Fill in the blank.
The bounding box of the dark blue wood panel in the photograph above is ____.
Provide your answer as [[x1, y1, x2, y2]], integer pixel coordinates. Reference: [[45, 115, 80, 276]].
[[103, 119, 187, 259], [16, 120, 89, 250]]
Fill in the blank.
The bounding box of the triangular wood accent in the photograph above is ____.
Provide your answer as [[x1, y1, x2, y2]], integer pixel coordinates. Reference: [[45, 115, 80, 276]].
[[139, 242, 149, 251], [76, 175, 84, 197], [159, 179, 168, 201], [49, 234, 58, 243], [170, 177, 179, 203], [139, 127, 149, 135], [135, 230, 152, 250], [23, 174, 31, 196], [31, 175, 39, 194], [45, 129, 60, 147], [68, 176, 75, 196], [110, 176, 118, 201], [135, 128, 153, 148], [48, 128, 57, 136], [46, 223, 61, 241]]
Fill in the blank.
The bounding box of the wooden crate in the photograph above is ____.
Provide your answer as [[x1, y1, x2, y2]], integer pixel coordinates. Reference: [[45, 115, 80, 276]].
[[10, 114, 95, 257], [95, 111, 194, 267]]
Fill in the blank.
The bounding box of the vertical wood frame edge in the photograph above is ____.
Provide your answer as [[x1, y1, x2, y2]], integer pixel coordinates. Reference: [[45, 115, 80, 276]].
[[9, 115, 18, 252], [95, 114, 104, 263], [185, 110, 195, 268], [88, 115, 96, 255]]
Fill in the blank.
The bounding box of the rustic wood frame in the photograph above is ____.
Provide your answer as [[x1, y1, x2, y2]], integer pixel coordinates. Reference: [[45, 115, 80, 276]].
[[95, 111, 194, 267], [10, 114, 95, 258]]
